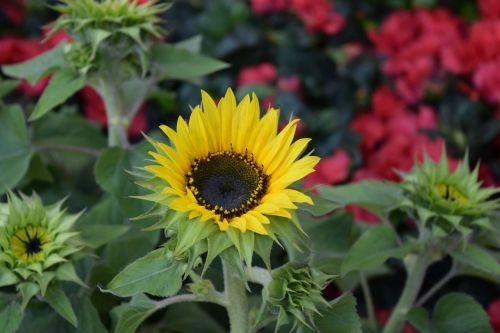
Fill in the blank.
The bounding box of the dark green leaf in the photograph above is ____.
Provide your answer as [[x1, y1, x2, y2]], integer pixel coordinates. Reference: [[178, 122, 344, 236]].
[[318, 181, 402, 217], [341, 225, 409, 275], [111, 294, 157, 333], [163, 303, 226, 333], [0, 105, 33, 193], [0, 301, 23, 333], [2, 42, 67, 84], [44, 284, 78, 327], [104, 248, 183, 297], [433, 292, 492, 333], [30, 69, 86, 121], [450, 245, 500, 276], [152, 43, 229, 80], [408, 307, 431, 333], [78, 225, 129, 248]]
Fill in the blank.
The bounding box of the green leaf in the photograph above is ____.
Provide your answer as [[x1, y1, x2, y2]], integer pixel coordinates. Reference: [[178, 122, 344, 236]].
[[408, 307, 431, 333], [450, 244, 500, 276], [175, 35, 203, 53], [432, 292, 492, 333], [151, 43, 229, 80], [77, 225, 129, 248], [0, 105, 33, 193], [73, 297, 108, 333], [104, 248, 183, 297], [0, 79, 18, 99], [0, 301, 23, 333], [298, 195, 341, 216], [18, 282, 39, 310], [55, 262, 86, 287], [175, 218, 217, 255], [318, 181, 402, 217], [300, 294, 362, 333], [111, 294, 157, 333], [44, 284, 78, 327], [0, 266, 18, 287], [30, 69, 86, 121], [341, 225, 409, 275], [2, 42, 67, 84]]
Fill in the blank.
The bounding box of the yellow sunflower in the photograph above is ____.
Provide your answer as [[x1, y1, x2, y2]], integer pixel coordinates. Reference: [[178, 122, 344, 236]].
[[144, 88, 319, 236]]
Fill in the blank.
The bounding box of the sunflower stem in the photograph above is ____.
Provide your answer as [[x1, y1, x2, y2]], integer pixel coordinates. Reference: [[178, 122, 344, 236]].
[[382, 253, 429, 333], [94, 78, 130, 149], [223, 258, 249, 333]]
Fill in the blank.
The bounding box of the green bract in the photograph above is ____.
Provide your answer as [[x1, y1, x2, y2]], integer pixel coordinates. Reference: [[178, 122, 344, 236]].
[[0, 193, 84, 313], [49, 0, 170, 75], [267, 263, 331, 331], [401, 152, 500, 237]]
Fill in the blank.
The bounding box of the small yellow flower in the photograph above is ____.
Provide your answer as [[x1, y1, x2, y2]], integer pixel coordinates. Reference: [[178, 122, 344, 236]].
[[145, 88, 319, 235], [10, 226, 52, 264]]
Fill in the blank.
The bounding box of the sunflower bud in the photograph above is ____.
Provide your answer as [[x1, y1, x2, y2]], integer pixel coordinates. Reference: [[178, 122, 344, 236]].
[[267, 263, 331, 330], [0, 192, 84, 308], [48, 0, 170, 75], [401, 152, 500, 238]]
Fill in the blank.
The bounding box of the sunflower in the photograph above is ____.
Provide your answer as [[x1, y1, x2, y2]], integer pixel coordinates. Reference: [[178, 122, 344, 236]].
[[0, 192, 83, 310], [139, 89, 319, 265], [401, 151, 500, 236]]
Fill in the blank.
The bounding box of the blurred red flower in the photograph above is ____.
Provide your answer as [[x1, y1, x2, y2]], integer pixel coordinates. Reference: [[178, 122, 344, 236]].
[[237, 62, 277, 86], [376, 309, 419, 333], [251, 0, 290, 14], [0, 0, 25, 25], [488, 299, 500, 333], [292, 0, 345, 35], [304, 149, 351, 188], [478, 0, 500, 19]]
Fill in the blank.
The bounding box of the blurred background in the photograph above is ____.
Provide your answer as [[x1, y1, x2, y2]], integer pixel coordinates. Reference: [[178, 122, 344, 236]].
[[1, 0, 500, 330]]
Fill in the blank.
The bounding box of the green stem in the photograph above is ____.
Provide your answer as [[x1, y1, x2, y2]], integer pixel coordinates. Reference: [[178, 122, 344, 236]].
[[359, 272, 377, 333], [94, 79, 130, 148], [382, 254, 429, 333], [223, 258, 249, 333]]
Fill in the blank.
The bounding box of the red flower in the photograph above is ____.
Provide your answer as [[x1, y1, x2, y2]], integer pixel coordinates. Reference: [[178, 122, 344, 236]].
[[0, 0, 25, 25], [372, 86, 407, 120], [251, 0, 290, 14], [376, 309, 419, 333], [80, 87, 147, 139], [277, 76, 301, 94], [479, 0, 500, 19], [351, 113, 385, 152], [237, 63, 277, 86], [370, 9, 462, 102], [474, 59, 500, 104], [345, 205, 381, 224], [304, 150, 351, 188], [488, 299, 500, 333], [291, 0, 345, 36]]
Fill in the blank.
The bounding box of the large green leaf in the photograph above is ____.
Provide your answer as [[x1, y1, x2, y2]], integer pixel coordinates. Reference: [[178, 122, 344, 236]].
[[104, 248, 183, 297], [432, 293, 492, 333], [408, 307, 431, 333], [44, 284, 78, 327], [151, 43, 229, 80], [73, 298, 108, 333], [341, 225, 410, 275], [0, 301, 23, 333], [77, 225, 129, 248], [111, 294, 157, 333], [2, 42, 67, 84], [299, 294, 362, 333], [30, 69, 86, 121], [0, 105, 33, 193], [318, 181, 402, 217], [450, 244, 500, 276]]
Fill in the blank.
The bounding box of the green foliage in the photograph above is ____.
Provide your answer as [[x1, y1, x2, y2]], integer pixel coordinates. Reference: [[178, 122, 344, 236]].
[[432, 293, 492, 333], [111, 294, 157, 333], [0, 299, 23, 333], [44, 284, 77, 327], [104, 248, 183, 297], [0, 106, 33, 194], [151, 43, 230, 80], [30, 69, 86, 121], [341, 225, 411, 275]]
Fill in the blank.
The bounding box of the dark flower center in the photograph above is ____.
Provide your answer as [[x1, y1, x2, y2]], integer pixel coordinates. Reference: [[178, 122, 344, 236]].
[[25, 237, 42, 255], [187, 151, 269, 219]]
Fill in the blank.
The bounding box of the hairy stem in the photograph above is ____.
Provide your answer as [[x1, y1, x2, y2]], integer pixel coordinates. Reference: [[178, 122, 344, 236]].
[[245, 266, 272, 287], [359, 272, 377, 333], [382, 254, 429, 333], [223, 259, 249, 333], [94, 79, 130, 148]]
